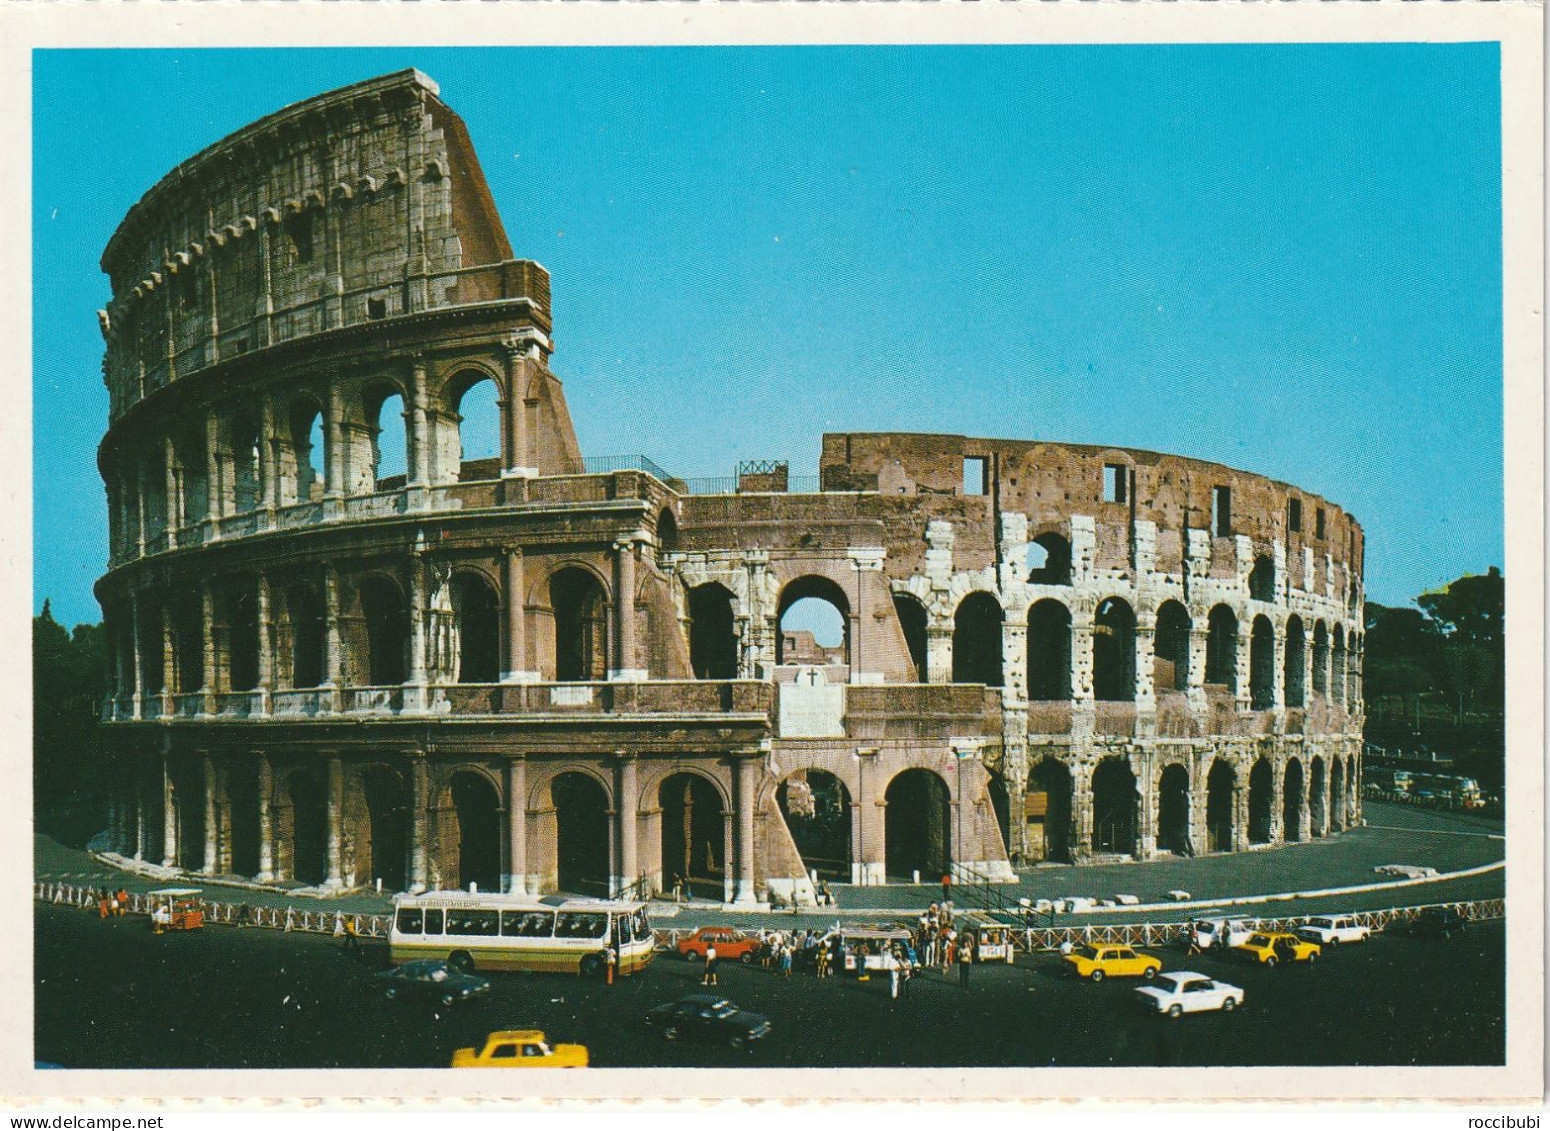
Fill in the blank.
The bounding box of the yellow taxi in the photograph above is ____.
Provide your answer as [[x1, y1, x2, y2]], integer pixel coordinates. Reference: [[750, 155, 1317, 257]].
[[1062, 943, 1163, 983], [450, 1030, 590, 1068], [1234, 931, 1321, 966]]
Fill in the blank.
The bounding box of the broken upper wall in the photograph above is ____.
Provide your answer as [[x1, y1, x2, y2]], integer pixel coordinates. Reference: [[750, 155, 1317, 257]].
[[97, 69, 546, 422], [821, 431, 1365, 585]]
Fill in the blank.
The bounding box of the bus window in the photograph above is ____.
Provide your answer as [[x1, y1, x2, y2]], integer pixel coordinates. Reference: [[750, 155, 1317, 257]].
[[447, 909, 499, 936], [511, 911, 554, 938], [617, 915, 635, 944], [556, 912, 608, 939], [395, 908, 423, 934], [424, 908, 444, 935]]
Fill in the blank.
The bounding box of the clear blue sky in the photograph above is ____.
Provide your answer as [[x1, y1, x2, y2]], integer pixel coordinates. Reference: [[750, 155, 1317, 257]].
[[33, 45, 1503, 629]]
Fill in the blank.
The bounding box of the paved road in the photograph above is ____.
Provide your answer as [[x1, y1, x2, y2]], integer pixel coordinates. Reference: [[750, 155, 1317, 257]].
[[35, 903, 1503, 1069]]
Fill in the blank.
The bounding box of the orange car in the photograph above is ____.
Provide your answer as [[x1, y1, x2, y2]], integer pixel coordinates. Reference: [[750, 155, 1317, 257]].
[[676, 926, 763, 965]]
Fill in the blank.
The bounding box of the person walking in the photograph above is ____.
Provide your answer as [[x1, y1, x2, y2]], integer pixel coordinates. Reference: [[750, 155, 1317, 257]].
[[816, 941, 831, 979], [115, 888, 128, 917], [941, 872, 952, 905], [886, 950, 901, 1006], [342, 914, 360, 953], [702, 943, 719, 988], [605, 942, 619, 985], [97, 891, 111, 920], [958, 937, 974, 989], [779, 945, 793, 980]]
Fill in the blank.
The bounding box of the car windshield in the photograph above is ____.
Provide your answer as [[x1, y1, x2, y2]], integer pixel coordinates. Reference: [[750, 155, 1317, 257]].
[[1073, 946, 1101, 960], [1248, 935, 1271, 947], [1308, 919, 1332, 929]]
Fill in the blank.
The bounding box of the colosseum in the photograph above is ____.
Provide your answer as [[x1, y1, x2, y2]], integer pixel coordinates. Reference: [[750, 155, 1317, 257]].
[[93, 69, 1365, 907]]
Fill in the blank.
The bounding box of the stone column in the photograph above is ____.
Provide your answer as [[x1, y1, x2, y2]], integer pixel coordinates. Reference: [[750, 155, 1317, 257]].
[[325, 754, 344, 889], [160, 603, 176, 714], [1271, 623, 1286, 712], [133, 774, 146, 861], [502, 546, 530, 682], [611, 541, 641, 680], [1134, 616, 1157, 713], [323, 564, 343, 709], [1234, 613, 1253, 713], [161, 754, 177, 868], [1186, 624, 1210, 715], [504, 757, 527, 894], [616, 753, 639, 896], [324, 386, 346, 514], [1297, 765, 1313, 842], [130, 592, 144, 719], [852, 748, 881, 886], [1268, 760, 1285, 843], [256, 753, 274, 882], [926, 623, 954, 685], [255, 574, 273, 714], [1135, 757, 1156, 858], [409, 756, 429, 894], [163, 436, 181, 550], [135, 458, 149, 556], [1072, 763, 1094, 859], [408, 358, 431, 491], [406, 555, 428, 711], [200, 580, 217, 714], [205, 411, 224, 528], [502, 343, 535, 477], [202, 754, 218, 875], [733, 753, 757, 905]]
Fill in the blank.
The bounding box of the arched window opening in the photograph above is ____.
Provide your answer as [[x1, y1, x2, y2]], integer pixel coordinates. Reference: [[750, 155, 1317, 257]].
[[448, 772, 502, 892], [892, 594, 928, 683], [282, 771, 327, 886], [1156, 764, 1191, 856], [1330, 758, 1346, 830], [1309, 757, 1328, 837], [359, 576, 409, 686], [1206, 759, 1236, 852], [1249, 615, 1275, 710], [1284, 616, 1306, 708], [1026, 533, 1072, 585], [656, 509, 679, 556], [361, 768, 409, 893], [452, 573, 501, 684], [139, 598, 166, 696], [988, 775, 1011, 857], [952, 592, 1004, 687], [1093, 597, 1136, 702], [288, 587, 325, 689], [689, 583, 738, 680], [661, 773, 726, 901], [1153, 601, 1190, 693], [552, 772, 610, 896], [229, 418, 263, 513], [368, 389, 408, 490], [172, 592, 203, 694], [777, 769, 852, 882], [1312, 621, 1329, 697], [1249, 555, 1276, 602], [290, 401, 325, 503], [776, 577, 849, 666], [226, 764, 261, 878], [550, 568, 609, 682], [1026, 758, 1073, 864], [1205, 605, 1238, 691], [1282, 758, 1304, 843], [170, 761, 206, 872], [1026, 599, 1072, 700], [1331, 624, 1347, 706], [451, 375, 501, 482], [1248, 758, 1274, 844], [884, 769, 951, 880], [177, 434, 209, 526], [1091, 759, 1138, 856], [225, 585, 260, 692]]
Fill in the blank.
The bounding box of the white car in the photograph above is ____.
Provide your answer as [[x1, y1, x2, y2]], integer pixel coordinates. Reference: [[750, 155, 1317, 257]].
[[1296, 915, 1372, 946], [1134, 972, 1245, 1018], [1189, 918, 1254, 951]]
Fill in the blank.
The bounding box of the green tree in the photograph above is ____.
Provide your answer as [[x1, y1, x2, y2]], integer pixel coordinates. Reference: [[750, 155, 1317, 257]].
[[33, 601, 108, 846], [1417, 567, 1504, 722]]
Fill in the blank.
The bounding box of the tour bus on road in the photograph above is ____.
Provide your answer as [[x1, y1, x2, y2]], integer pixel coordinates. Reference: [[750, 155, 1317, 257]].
[[389, 892, 656, 978]]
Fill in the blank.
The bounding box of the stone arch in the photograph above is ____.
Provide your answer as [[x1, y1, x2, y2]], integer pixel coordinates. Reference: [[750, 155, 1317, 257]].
[[361, 382, 408, 489], [1206, 759, 1236, 852], [287, 396, 325, 504], [1250, 615, 1275, 710], [1205, 604, 1239, 691], [357, 574, 409, 686], [1248, 757, 1274, 844], [549, 566, 610, 681], [550, 770, 611, 896], [1027, 757, 1073, 863], [1312, 621, 1329, 697], [883, 767, 952, 880], [1027, 599, 1072, 700], [1153, 600, 1190, 693], [1156, 763, 1191, 855], [1284, 615, 1306, 708], [1091, 758, 1139, 855], [1282, 757, 1304, 843], [893, 593, 929, 682], [1093, 597, 1136, 702], [443, 367, 502, 481], [441, 769, 502, 892], [275, 768, 327, 886], [1026, 532, 1073, 585], [656, 508, 679, 555], [778, 769, 853, 881], [170, 589, 203, 694], [1309, 755, 1328, 836], [451, 571, 501, 684], [222, 579, 261, 692], [169, 759, 206, 872], [1249, 554, 1276, 602], [359, 765, 409, 893], [225, 760, 261, 878], [952, 591, 1004, 686], [660, 771, 727, 900], [227, 413, 263, 513], [285, 583, 325, 689], [171, 426, 209, 526], [688, 582, 738, 680], [776, 575, 850, 666]]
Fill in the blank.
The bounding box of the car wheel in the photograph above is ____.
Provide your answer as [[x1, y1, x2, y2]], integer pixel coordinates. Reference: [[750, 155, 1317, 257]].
[[1222, 997, 1237, 1013], [449, 951, 475, 974], [740, 952, 755, 966], [1143, 967, 1157, 980], [1306, 951, 1318, 963], [384, 987, 398, 1001], [1328, 938, 1339, 949], [663, 1026, 679, 1041], [684, 951, 702, 963], [1265, 956, 1277, 967], [1168, 1005, 1183, 1019], [580, 953, 604, 978], [1089, 970, 1104, 983], [441, 993, 456, 1007]]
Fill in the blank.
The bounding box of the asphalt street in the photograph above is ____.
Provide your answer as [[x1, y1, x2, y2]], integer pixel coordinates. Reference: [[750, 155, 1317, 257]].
[[35, 902, 1503, 1069]]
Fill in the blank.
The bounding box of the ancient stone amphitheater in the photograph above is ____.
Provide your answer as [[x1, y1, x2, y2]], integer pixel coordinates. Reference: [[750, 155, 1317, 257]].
[[93, 70, 1364, 905]]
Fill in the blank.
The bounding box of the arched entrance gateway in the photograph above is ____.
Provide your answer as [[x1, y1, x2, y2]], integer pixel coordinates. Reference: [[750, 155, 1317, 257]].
[[447, 772, 501, 893], [1090, 759, 1138, 855], [360, 767, 408, 892], [226, 763, 261, 878], [1330, 757, 1347, 831], [1207, 760, 1236, 852], [1309, 756, 1328, 836], [277, 770, 327, 886], [1027, 758, 1073, 863], [1156, 764, 1191, 855], [552, 772, 609, 895], [170, 761, 206, 872], [1247, 758, 1274, 844], [660, 772, 726, 900], [688, 584, 737, 680], [884, 769, 951, 880], [1282, 758, 1305, 843], [551, 569, 609, 682], [777, 770, 851, 881]]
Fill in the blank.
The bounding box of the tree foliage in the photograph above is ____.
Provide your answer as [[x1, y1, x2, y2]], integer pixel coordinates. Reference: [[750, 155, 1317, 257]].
[[34, 601, 109, 846]]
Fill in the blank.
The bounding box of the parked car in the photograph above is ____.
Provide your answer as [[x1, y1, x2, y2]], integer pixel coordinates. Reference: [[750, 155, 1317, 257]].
[[451, 1030, 589, 1068], [1234, 932, 1320, 966], [1296, 915, 1372, 947], [643, 994, 772, 1051], [1062, 944, 1162, 983], [1407, 907, 1468, 940], [1134, 972, 1246, 1018], [375, 959, 491, 1005], [676, 926, 763, 965], [1188, 917, 1254, 951]]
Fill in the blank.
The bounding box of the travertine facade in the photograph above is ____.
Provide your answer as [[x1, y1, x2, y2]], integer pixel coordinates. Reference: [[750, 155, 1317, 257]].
[[95, 71, 1364, 906]]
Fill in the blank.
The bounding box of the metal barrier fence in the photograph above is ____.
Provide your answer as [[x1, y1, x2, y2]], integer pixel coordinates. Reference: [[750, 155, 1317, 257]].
[[36, 881, 1503, 956]]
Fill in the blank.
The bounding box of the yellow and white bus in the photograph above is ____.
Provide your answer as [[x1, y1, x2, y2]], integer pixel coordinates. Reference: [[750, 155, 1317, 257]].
[[388, 892, 657, 978]]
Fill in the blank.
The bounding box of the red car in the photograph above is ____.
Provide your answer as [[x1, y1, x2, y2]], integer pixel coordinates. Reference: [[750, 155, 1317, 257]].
[[676, 927, 763, 964]]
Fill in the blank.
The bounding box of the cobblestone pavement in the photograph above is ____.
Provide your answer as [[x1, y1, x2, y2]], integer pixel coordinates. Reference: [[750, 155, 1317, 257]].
[[35, 800, 1503, 931]]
